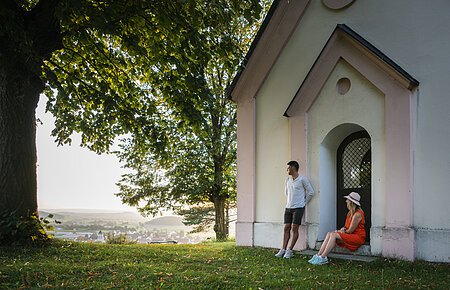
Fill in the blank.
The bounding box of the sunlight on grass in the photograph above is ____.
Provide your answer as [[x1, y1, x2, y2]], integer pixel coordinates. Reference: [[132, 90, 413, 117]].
[[0, 240, 448, 289]]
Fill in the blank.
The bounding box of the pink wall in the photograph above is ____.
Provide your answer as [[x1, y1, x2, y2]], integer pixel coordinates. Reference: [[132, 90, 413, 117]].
[[231, 0, 311, 248], [235, 96, 256, 246], [286, 28, 416, 260], [231, 3, 417, 260]]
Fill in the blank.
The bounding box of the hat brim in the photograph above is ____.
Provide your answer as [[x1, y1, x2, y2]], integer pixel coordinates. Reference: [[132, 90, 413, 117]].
[[344, 196, 361, 206]]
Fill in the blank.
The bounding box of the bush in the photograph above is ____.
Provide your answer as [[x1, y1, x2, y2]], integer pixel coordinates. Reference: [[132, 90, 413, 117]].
[[105, 232, 136, 244], [0, 211, 55, 246]]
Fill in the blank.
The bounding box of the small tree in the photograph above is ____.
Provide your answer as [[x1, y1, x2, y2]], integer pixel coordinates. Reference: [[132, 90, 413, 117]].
[[105, 232, 136, 245], [115, 0, 268, 240]]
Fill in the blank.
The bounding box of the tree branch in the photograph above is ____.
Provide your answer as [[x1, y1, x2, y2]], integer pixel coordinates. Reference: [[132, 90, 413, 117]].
[[62, 46, 112, 89], [25, 0, 63, 60], [45, 59, 105, 98]]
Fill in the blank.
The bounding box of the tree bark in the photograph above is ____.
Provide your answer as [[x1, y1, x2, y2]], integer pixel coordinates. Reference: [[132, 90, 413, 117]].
[[0, 0, 62, 218], [225, 202, 230, 237], [212, 196, 227, 241], [0, 57, 41, 217]]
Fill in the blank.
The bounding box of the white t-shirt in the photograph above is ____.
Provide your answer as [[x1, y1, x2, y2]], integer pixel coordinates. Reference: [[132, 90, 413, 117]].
[[285, 175, 315, 208]]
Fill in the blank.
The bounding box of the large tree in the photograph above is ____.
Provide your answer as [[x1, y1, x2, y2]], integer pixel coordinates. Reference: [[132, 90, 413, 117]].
[[0, 0, 265, 239]]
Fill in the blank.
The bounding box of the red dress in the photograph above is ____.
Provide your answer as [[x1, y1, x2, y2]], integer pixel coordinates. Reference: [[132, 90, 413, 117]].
[[337, 209, 366, 251]]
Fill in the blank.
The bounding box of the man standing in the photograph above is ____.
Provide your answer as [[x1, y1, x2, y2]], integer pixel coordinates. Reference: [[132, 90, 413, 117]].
[[275, 161, 315, 258]]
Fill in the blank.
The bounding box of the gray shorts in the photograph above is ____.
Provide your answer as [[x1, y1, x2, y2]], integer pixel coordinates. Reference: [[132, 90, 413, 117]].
[[284, 207, 305, 225]]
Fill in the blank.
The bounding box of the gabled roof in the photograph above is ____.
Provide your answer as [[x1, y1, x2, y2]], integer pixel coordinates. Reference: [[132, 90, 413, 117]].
[[228, 0, 419, 107], [284, 24, 419, 117], [334, 24, 418, 89], [227, 0, 311, 102], [226, 0, 281, 98]]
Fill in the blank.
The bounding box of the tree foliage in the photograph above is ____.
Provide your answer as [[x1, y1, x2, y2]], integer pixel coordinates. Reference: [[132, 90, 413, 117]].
[[0, 0, 268, 241], [0, 211, 56, 246], [176, 205, 216, 234], [44, 0, 263, 153]]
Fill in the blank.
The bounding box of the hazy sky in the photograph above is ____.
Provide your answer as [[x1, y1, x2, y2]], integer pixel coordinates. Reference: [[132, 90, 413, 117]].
[[36, 96, 138, 212]]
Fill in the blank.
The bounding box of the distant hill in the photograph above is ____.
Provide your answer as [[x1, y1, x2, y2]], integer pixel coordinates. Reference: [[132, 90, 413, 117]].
[[38, 209, 150, 223], [144, 216, 186, 227], [39, 211, 66, 220], [38, 210, 188, 228]]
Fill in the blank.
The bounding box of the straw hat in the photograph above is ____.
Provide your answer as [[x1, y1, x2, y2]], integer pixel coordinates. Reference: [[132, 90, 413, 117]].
[[344, 192, 361, 206]]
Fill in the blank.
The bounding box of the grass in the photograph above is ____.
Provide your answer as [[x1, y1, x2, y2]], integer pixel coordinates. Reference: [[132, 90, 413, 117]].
[[0, 240, 449, 289]]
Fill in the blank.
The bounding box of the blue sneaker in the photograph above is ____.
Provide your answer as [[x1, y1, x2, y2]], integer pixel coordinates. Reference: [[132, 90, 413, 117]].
[[308, 254, 319, 264], [312, 256, 329, 265]]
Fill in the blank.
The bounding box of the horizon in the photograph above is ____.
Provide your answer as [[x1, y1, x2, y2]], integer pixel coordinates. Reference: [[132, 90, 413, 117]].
[[39, 207, 174, 216], [39, 208, 140, 213]]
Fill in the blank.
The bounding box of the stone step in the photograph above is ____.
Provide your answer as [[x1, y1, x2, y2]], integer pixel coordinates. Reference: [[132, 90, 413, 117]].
[[315, 241, 371, 256], [299, 249, 377, 262]]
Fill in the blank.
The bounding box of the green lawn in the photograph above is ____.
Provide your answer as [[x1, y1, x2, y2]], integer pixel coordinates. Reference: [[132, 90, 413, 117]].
[[0, 240, 448, 289]]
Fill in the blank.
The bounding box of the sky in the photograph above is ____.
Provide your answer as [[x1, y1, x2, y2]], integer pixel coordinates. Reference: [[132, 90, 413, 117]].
[[36, 95, 138, 213]]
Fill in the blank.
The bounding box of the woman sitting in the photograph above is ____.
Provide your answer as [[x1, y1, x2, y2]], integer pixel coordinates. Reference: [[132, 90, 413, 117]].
[[309, 192, 366, 265]]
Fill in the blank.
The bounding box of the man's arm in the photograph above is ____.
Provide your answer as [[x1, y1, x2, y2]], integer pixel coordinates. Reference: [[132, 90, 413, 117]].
[[284, 177, 288, 196], [303, 177, 315, 204]]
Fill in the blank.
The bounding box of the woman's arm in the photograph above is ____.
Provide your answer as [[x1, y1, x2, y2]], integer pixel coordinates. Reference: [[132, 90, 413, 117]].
[[343, 212, 362, 234]]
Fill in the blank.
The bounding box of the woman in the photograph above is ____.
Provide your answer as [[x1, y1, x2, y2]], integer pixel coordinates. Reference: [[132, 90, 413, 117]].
[[309, 192, 366, 265]]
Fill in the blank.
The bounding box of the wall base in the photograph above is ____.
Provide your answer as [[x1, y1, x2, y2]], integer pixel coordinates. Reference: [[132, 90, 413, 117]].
[[253, 222, 308, 250], [369, 226, 383, 256], [239, 222, 450, 263], [254, 222, 282, 249], [416, 228, 450, 262], [382, 226, 415, 261], [236, 221, 254, 246]]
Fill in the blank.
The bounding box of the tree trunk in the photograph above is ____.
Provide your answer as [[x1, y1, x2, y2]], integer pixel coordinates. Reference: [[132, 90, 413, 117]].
[[225, 203, 229, 237], [0, 0, 61, 219], [212, 196, 227, 241], [0, 56, 41, 217]]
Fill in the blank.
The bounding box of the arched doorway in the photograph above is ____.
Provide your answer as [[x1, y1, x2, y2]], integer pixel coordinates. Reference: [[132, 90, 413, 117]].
[[337, 130, 371, 242]]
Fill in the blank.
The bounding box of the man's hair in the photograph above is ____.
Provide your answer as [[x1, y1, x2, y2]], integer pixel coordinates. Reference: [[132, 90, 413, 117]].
[[287, 161, 299, 171]]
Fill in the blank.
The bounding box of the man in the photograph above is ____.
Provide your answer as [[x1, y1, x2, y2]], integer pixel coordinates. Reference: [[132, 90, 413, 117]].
[[275, 161, 315, 258]]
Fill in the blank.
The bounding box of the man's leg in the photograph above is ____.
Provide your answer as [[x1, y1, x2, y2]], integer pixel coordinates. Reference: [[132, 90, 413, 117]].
[[275, 224, 291, 257], [288, 207, 304, 250], [282, 208, 293, 249], [276, 209, 293, 257], [288, 224, 299, 250], [283, 225, 297, 258], [282, 223, 291, 249], [283, 208, 304, 258]]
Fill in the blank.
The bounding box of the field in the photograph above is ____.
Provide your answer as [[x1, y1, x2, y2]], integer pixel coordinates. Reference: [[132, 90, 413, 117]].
[[0, 240, 448, 289]]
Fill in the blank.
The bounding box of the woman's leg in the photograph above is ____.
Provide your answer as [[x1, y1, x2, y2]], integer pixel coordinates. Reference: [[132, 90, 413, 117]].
[[318, 232, 332, 256], [320, 232, 343, 257]]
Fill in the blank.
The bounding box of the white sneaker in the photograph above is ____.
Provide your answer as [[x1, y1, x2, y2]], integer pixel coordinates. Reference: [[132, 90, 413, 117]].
[[275, 249, 286, 258], [283, 249, 294, 259]]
